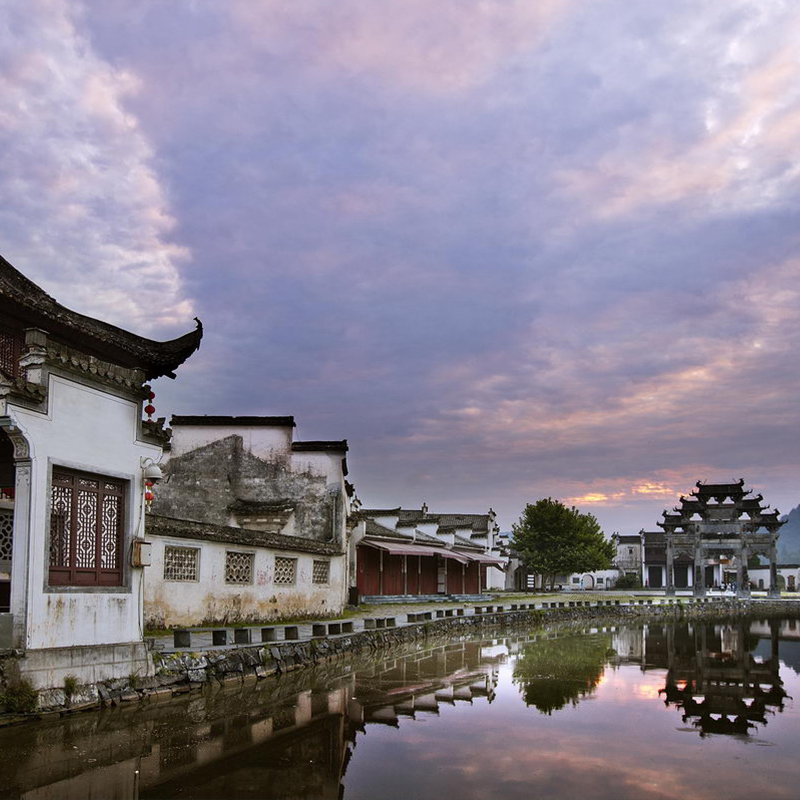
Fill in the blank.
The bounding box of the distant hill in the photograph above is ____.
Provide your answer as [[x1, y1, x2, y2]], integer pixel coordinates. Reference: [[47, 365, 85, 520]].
[[778, 503, 800, 563]]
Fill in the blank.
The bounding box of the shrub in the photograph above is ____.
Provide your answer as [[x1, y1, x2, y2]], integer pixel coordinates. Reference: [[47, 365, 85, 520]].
[[63, 674, 78, 701], [1, 678, 39, 714], [614, 573, 642, 589]]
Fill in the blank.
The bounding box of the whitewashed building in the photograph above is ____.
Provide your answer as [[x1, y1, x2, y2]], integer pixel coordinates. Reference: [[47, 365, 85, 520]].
[[145, 416, 350, 626], [0, 254, 201, 687]]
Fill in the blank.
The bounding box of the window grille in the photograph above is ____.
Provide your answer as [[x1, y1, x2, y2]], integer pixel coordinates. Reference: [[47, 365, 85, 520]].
[[164, 546, 199, 581], [312, 560, 330, 585], [48, 469, 125, 586], [225, 551, 253, 584], [0, 329, 22, 379], [274, 556, 296, 585], [0, 509, 13, 564]]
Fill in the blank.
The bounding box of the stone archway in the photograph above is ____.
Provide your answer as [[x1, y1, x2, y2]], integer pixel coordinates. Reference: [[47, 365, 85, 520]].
[[581, 574, 595, 590]]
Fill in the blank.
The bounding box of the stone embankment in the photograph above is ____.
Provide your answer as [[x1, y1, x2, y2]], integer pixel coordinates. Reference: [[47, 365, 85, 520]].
[[2, 597, 798, 725]]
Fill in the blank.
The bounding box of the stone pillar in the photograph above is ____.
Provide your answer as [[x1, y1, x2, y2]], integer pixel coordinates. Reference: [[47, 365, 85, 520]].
[[666, 536, 675, 596], [769, 546, 780, 597], [693, 547, 704, 597], [738, 544, 750, 598]]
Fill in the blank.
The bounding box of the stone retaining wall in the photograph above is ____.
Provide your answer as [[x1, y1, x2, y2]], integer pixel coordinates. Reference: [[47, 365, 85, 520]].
[[2, 598, 799, 725]]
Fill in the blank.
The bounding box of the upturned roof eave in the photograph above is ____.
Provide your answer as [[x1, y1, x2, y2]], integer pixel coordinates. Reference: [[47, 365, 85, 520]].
[[0, 253, 202, 379]]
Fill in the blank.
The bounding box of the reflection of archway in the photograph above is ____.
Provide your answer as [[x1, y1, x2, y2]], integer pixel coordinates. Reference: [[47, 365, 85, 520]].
[[580, 574, 594, 590]]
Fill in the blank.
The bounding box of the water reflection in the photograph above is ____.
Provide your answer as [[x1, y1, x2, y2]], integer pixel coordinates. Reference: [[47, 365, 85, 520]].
[[513, 632, 613, 714], [653, 620, 787, 737], [0, 618, 798, 799]]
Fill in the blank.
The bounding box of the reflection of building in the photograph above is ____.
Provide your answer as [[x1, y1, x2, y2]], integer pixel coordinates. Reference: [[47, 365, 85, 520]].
[[0, 635, 505, 799], [645, 620, 786, 736], [643, 480, 785, 596]]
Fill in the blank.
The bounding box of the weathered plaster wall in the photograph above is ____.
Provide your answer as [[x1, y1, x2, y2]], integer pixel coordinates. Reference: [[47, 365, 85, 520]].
[[168, 424, 292, 459], [153, 435, 344, 544], [144, 535, 346, 628], [8, 374, 156, 650]]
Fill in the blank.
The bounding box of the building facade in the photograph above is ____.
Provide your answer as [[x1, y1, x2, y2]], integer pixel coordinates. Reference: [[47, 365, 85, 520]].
[[353, 505, 505, 599], [0, 254, 201, 686], [146, 416, 350, 625]]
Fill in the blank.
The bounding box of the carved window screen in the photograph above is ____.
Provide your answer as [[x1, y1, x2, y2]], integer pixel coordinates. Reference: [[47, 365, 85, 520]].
[[274, 556, 296, 585], [0, 328, 22, 379], [48, 469, 125, 586], [312, 560, 330, 585], [163, 546, 199, 581], [225, 551, 253, 584], [0, 509, 13, 565]]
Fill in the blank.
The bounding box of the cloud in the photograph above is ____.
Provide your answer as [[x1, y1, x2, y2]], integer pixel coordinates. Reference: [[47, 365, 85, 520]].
[[4, 0, 799, 532], [0, 0, 194, 335]]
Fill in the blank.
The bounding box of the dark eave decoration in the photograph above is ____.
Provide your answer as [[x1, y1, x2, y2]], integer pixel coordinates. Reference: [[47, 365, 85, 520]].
[[0, 253, 202, 380], [171, 415, 296, 427], [292, 440, 349, 453]]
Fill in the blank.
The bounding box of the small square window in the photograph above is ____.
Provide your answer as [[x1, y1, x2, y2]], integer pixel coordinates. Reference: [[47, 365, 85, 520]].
[[312, 560, 330, 585], [572, 576, 580, 583], [225, 551, 254, 584], [274, 556, 296, 585], [164, 546, 199, 581]]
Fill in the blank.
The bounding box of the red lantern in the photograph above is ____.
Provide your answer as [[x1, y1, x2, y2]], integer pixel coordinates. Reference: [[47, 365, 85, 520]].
[[145, 404, 155, 416]]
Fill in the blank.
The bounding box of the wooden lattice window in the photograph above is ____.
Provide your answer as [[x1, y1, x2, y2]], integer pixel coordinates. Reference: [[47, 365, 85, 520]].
[[49, 469, 126, 586], [274, 556, 296, 585], [163, 546, 199, 581], [225, 551, 253, 584], [0, 328, 22, 379], [312, 559, 330, 585]]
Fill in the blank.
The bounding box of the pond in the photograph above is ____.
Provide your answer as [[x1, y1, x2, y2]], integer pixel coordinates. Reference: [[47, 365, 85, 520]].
[[1, 616, 799, 800]]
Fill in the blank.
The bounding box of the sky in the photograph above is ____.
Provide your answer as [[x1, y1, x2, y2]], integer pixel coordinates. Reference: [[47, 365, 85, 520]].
[[1, 0, 799, 534]]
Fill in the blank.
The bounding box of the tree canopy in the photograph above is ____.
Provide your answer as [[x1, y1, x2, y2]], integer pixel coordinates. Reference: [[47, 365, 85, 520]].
[[511, 498, 614, 589]]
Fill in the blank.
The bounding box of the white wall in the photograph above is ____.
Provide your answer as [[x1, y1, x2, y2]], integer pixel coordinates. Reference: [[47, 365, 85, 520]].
[[8, 374, 159, 650], [169, 424, 293, 459], [144, 535, 346, 627]]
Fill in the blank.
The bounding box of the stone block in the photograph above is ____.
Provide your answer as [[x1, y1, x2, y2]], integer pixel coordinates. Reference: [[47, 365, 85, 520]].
[[37, 688, 66, 711], [187, 669, 207, 683]]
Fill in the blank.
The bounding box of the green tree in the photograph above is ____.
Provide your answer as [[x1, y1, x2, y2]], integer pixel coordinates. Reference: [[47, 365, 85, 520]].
[[511, 498, 615, 591]]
